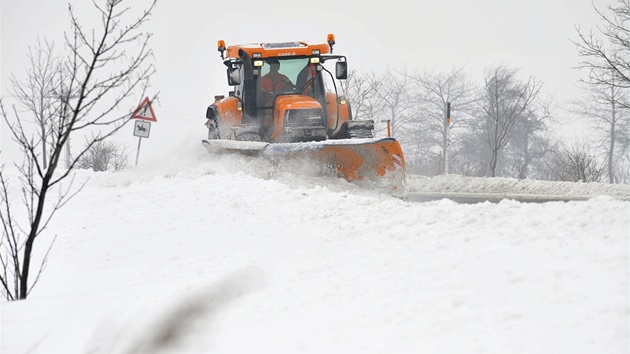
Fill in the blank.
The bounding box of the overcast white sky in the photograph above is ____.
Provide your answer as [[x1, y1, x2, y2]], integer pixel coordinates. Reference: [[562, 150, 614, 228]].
[[0, 0, 616, 164]]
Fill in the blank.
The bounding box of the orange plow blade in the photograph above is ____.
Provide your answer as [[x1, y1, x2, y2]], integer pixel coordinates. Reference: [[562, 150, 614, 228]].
[[263, 138, 406, 192]]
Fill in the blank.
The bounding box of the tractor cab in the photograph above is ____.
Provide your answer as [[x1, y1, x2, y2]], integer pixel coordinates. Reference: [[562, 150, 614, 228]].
[[213, 37, 350, 143]]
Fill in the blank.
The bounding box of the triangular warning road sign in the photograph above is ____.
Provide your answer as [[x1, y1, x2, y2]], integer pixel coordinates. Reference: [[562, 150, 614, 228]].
[[131, 97, 157, 122]]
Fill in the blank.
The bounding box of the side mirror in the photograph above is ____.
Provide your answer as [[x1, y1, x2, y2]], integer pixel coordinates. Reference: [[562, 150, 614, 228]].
[[335, 61, 348, 80], [227, 67, 241, 86]]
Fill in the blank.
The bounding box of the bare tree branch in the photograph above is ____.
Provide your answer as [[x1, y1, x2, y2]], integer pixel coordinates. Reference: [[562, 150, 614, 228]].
[[574, 0, 630, 91], [0, 0, 157, 300]]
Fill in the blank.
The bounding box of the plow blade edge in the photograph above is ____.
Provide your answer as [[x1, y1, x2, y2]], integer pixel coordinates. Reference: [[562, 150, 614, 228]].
[[203, 138, 406, 191]]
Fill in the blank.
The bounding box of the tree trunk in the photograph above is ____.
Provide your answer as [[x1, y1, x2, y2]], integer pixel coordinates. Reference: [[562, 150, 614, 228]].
[[489, 153, 498, 177], [19, 172, 52, 299], [608, 85, 616, 184]]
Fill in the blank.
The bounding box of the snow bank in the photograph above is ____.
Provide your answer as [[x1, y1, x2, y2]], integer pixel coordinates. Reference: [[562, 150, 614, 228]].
[[1, 148, 628, 354], [408, 174, 630, 201]]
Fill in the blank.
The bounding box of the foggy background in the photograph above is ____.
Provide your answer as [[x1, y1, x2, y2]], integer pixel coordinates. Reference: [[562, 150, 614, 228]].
[[0, 0, 615, 165]]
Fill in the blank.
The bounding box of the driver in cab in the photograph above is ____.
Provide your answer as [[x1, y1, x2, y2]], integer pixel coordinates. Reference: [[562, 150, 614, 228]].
[[260, 59, 293, 100]]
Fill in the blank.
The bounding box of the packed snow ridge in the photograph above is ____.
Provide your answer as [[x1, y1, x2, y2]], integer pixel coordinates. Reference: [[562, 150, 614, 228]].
[[407, 174, 630, 201]]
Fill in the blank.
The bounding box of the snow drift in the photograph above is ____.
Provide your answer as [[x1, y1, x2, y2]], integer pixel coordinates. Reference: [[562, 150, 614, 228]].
[[1, 144, 628, 354]]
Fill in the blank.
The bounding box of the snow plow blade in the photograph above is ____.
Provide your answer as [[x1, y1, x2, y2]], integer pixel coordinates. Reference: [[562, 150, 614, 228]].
[[203, 138, 406, 192]]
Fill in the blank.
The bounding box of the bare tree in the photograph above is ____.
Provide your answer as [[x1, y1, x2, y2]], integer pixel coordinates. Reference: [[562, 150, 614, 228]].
[[574, 0, 630, 98], [574, 1, 630, 183], [77, 136, 129, 172], [9, 39, 65, 170], [0, 0, 157, 300], [410, 66, 478, 174], [614, 114, 630, 183], [573, 71, 630, 183], [338, 69, 381, 121], [548, 143, 606, 182], [479, 66, 542, 177], [505, 97, 555, 179], [373, 67, 414, 138]]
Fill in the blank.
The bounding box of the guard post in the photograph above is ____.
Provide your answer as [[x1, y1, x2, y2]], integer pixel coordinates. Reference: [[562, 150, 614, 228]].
[[444, 102, 451, 175]]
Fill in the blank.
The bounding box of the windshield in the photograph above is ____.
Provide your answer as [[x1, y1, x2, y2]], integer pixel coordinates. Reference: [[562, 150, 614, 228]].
[[256, 57, 324, 107], [260, 58, 309, 84]]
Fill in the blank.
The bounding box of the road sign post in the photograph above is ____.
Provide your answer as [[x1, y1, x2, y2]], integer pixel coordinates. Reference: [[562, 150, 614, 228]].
[[131, 97, 157, 166]]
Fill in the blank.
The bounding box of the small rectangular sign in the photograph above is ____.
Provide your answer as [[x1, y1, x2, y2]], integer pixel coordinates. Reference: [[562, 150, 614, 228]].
[[133, 120, 151, 138]]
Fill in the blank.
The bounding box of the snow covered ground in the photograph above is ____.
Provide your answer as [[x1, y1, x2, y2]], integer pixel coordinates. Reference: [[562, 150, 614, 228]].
[[1, 143, 629, 354]]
